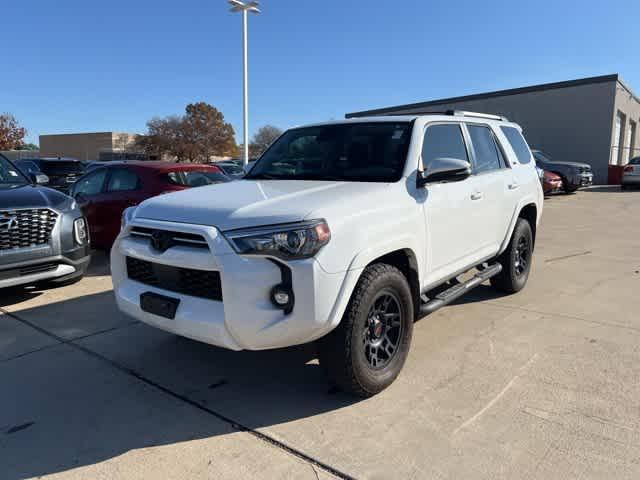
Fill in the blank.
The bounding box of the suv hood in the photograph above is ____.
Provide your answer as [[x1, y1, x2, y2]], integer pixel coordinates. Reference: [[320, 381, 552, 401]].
[[134, 180, 391, 230], [0, 184, 72, 210]]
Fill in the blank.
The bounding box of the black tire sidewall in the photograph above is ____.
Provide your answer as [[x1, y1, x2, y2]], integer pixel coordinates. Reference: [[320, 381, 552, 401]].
[[349, 269, 413, 394], [507, 219, 533, 291]]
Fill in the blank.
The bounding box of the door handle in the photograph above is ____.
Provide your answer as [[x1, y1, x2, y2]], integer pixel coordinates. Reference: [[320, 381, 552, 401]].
[[470, 192, 483, 201], [508, 182, 520, 190]]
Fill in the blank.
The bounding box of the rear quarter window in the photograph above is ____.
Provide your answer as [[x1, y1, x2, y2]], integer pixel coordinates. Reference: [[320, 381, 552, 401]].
[[500, 126, 533, 164]]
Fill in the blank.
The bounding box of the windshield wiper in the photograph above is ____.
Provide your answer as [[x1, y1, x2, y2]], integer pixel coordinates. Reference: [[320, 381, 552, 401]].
[[245, 173, 286, 180]]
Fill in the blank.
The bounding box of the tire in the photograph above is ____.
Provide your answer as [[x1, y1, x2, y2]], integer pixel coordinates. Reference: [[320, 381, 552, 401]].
[[318, 263, 414, 397], [490, 218, 533, 294], [563, 180, 578, 194], [621, 185, 628, 191]]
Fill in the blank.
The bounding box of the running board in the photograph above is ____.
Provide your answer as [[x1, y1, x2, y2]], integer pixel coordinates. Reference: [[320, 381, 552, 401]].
[[419, 263, 502, 317]]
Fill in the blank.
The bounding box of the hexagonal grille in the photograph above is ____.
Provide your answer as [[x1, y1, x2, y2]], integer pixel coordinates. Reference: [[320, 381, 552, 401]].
[[0, 209, 58, 251], [126, 257, 223, 301]]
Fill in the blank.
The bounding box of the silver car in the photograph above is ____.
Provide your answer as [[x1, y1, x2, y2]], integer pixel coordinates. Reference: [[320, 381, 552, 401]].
[[622, 157, 640, 190]]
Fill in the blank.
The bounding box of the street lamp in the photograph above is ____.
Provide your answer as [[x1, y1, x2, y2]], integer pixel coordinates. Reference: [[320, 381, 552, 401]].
[[228, 0, 260, 166]]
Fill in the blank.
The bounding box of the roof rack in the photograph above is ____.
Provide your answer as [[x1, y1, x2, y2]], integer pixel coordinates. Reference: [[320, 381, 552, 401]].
[[445, 110, 509, 122]]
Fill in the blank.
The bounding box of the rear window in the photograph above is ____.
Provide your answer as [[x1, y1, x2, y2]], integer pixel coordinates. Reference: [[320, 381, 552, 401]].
[[164, 170, 227, 187], [39, 161, 85, 175], [501, 126, 532, 164], [630, 157, 640, 165]]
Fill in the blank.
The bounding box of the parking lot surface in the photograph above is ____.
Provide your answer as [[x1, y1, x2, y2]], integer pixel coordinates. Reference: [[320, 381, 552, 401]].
[[2, 188, 640, 479]]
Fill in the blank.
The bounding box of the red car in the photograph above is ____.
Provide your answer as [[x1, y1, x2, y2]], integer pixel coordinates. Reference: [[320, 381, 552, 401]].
[[542, 170, 563, 195], [70, 161, 229, 248]]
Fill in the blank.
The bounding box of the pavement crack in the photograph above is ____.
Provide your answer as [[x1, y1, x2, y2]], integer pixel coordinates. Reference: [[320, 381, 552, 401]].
[[545, 251, 592, 263]]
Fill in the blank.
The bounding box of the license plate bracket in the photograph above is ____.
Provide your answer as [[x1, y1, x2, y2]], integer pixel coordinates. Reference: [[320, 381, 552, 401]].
[[140, 292, 180, 319]]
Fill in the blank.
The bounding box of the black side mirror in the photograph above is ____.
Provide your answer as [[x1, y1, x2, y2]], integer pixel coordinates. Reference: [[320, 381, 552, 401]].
[[417, 158, 472, 187]]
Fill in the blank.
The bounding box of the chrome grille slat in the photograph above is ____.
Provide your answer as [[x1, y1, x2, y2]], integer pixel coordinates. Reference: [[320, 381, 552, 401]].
[[129, 227, 209, 248], [0, 209, 58, 251]]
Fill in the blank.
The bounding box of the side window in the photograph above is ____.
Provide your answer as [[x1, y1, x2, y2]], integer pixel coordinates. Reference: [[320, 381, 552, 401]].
[[107, 169, 139, 192], [468, 125, 503, 173], [501, 126, 532, 164], [73, 169, 107, 196], [421, 124, 468, 170]]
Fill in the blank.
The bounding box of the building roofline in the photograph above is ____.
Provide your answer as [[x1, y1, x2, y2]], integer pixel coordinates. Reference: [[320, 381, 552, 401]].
[[346, 74, 621, 118]]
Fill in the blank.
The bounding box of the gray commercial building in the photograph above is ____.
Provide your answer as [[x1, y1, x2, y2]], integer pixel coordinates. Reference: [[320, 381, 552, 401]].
[[347, 74, 640, 184]]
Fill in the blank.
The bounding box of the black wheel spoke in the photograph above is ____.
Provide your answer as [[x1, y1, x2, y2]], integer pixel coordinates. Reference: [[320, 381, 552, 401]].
[[363, 291, 403, 370]]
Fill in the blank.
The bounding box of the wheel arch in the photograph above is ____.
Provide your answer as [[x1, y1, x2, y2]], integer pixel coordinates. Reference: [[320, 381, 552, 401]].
[[499, 199, 540, 255]]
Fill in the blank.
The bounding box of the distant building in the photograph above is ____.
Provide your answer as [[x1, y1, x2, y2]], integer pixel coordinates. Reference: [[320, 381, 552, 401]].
[[346, 74, 640, 184], [39, 132, 150, 161]]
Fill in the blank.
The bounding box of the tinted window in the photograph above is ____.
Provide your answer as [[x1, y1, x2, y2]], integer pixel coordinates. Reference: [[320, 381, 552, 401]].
[[165, 170, 225, 187], [0, 156, 29, 186], [629, 157, 640, 165], [15, 160, 40, 173], [247, 122, 412, 182], [468, 125, 503, 173], [501, 126, 532, 164], [107, 169, 139, 192], [73, 169, 107, 195], [421, 124, 468, 169], [38, 161, 85, 175]]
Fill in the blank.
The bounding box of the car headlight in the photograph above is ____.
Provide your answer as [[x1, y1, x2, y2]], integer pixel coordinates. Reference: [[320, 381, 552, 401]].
[[224, 220, 331, 260], [121, 206, 137, 231], [74, 218, 88, 244]]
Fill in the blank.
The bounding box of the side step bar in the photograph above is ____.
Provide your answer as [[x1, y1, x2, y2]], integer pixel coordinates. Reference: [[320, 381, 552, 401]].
[[419, 263, 502, 317]]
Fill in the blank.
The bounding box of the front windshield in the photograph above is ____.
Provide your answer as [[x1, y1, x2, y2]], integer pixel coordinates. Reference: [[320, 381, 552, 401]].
[[246, 122, 413, 182], [0, 155, 29, 187]]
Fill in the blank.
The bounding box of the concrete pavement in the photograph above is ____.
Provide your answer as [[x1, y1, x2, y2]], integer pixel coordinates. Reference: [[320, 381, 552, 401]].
[[1, 188, 640, 479]]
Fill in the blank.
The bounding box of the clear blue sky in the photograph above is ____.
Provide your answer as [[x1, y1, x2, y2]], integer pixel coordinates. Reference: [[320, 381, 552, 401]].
[[3, 0, 639, 145]]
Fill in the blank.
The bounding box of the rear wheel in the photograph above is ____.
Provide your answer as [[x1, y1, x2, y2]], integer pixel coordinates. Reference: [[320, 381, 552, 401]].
[[491, 218, 533, 294], [318, 263, 413, 397]]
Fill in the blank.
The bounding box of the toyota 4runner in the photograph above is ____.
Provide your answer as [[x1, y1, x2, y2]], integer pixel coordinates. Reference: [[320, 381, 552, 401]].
[[112, 111, 543, 397]]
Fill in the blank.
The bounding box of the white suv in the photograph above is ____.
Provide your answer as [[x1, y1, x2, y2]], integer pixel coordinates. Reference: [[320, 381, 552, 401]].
[[112, 111, 542, 397]]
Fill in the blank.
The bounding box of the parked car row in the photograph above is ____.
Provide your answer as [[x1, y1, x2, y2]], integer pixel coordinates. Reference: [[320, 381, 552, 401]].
[[532, 150, 593, 195]]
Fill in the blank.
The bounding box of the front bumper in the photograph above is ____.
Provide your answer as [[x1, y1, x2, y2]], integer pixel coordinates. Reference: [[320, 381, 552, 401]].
[[568, 172, 593, 188], [0, 246, 90, 289], [111, 219, 358, 351]]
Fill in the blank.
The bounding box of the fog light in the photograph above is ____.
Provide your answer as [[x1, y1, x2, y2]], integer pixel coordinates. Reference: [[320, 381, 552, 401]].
[[272, 287, 290, 306]]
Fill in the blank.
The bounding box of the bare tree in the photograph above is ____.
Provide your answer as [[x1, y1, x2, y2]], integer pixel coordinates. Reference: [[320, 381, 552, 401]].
[[136, 103, 237, 162], [249, 125, 283, 157], [0, 113, 26, 150]]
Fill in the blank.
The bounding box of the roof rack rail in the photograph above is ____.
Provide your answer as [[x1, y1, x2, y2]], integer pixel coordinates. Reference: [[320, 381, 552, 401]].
[[445, 110, 509, 122]]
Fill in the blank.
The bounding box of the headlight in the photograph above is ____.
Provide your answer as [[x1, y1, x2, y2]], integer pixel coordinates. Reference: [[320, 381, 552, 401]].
[[224, 220, 331, 260], [121, 206, 137, 231], [74, 218, 88, 244]]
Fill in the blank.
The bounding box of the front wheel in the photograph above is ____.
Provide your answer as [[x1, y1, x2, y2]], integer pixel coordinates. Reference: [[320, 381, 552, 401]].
[[318, 263, 414, 397], [491, 218, 533, 294]]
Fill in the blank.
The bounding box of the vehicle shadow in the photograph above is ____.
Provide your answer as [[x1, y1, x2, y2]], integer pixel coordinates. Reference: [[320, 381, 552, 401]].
[[1, 291, 360, 479]]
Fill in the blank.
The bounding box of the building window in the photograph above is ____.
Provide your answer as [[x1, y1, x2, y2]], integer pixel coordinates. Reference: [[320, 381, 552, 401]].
[[612, 111, 626, 165], [627, 120, 637, 164]]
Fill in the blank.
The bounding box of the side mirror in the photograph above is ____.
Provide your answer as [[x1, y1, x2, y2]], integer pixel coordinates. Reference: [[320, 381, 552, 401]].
[[417, 158, 472, 187], [31, 173, 50, 185]]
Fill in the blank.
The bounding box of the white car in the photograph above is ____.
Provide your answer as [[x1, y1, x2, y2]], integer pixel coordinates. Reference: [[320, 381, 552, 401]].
[[112, 111, 543, 397]]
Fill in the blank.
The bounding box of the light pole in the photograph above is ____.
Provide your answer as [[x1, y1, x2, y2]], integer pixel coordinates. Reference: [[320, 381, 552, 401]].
[[228, 0, 260, 166]]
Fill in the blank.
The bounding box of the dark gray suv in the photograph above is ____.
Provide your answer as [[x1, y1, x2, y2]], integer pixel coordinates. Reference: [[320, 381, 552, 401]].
[[0, 154, 90, 289]]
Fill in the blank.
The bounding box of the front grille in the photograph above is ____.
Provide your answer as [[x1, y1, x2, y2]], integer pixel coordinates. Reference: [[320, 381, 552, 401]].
[[129, 227, 209, 250], [126, 256, 223, 301], [0, 209, 58, 251]]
